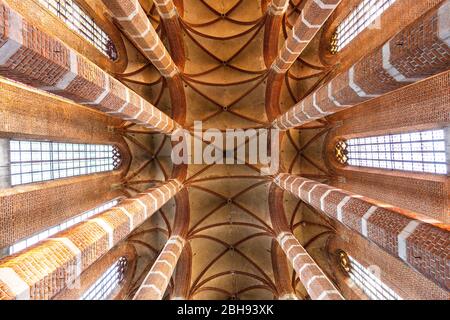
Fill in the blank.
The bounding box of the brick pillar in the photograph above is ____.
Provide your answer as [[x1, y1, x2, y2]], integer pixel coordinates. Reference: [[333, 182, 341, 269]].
[[134, 188, 190, 300], [274, 173, 450, 291], [154, 0, 177, 19], [0, 1, 179, 134], [263, 0, 289, 68], [153, 0, 185, 70], [273, 1, 450, 130], [269, 184, 342, 300], [133, 235, 185, 300], [277, 232, 343, 300], [102, 0, 178, 78], [265, 0, 340, 120], [101, 0, 187, 125], [171, 242, 191, 300], [270, 0, 340, 74], [0, 180, 183, 300], [271, 239, 298, 300], [267, 0, 290, 18]]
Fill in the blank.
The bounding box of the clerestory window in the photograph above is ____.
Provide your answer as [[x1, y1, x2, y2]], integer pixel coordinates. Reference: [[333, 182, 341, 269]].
[[335, 129, 448, 175], [81, 257, 128, 300], [330, 0, 397, 54], [9, 140, 122, 186], [38, 0, 118, 60], [338, 251, 402, 300]]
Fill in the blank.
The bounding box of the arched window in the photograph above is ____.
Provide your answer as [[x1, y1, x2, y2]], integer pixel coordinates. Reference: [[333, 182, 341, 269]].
[[335, 129, 448, 175], [338, 251, 402, 300], [330, 0, 397, 54], [6, 198, 122, 256], [37, 0, 118, 60], [81, 257, 128, 300], [9, 140, 122, 186]]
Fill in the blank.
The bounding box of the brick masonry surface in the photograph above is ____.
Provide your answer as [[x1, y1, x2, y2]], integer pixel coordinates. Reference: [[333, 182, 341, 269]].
[[0, 0, 179, 134], [277, 232, 344, 300], [326, 71, 450, 222], [133, 235, 185, 300], [0, 173, 122, 249], [274, 174, 450, 291], [274, 1, 450, 129], [101, 0, 178, 78], [0, 180, 182, 300], [271, 0, 341, 74]]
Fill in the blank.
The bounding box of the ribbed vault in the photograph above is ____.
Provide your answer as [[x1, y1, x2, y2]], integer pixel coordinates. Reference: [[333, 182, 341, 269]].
[[111, 0, 337, 300], [0, 0, 448, 302]]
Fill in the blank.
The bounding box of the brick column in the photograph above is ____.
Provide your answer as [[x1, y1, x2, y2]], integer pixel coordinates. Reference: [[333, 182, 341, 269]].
[[133, 235, 185, 300], [102, 0, 178, 78], [265, 0, 340, 120], [270, 0, 340, 74], [277, 232, 343, 300], [263, 0, 289, 68], [134, 188, 189, 300], [267, 0, 289, 16], [0, 1, 179, 134], [153, 0, 185, 70], [274, 173, 450, 291], [0, 180, 183, 300], [154, 0, 178, 19], [271, 239, 298, 300], [273, 1, 450, 130], [269, 184, 342, 300], [101, 0, 187, 125], [171, 242, 191, 300]]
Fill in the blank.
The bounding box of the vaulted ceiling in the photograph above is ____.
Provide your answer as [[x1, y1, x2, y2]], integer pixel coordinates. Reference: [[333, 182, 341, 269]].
[[109, 0, 337, 300]]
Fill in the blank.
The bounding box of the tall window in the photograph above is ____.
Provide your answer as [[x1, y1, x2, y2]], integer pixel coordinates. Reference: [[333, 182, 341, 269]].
[[9, 140, 121, 186], [338, 252, 402, 300], [81, 257, 128, 300], [38, 0, 118, 60], [7, 198, 121, 255], [335, 129, 448, 175], [330, 0, 396, 53]]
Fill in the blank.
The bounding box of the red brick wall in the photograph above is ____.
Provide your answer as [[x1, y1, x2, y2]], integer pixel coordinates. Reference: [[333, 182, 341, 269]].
[[275, 174, 450, 291], [0, 1, 178, 133], [0, 180, 182, 300], [328, 224, 449, 299], [325, 71, 450, 222], [0, 78, 131, 249], [274, 1, 450, 129], [320, 0, 445, 71], [0, 172, 122, 249], [54, 243, 137, 300]]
